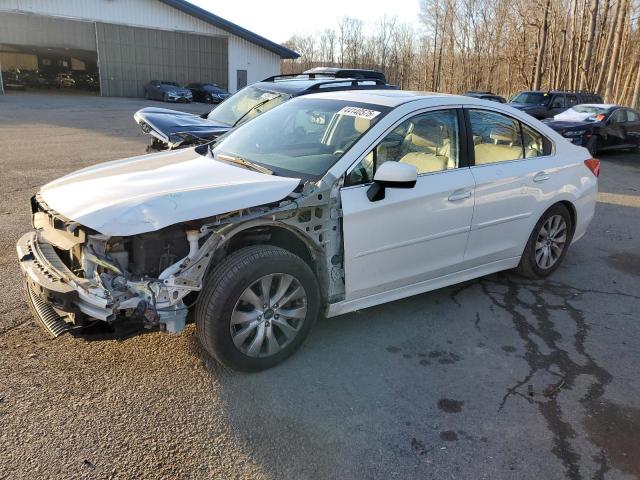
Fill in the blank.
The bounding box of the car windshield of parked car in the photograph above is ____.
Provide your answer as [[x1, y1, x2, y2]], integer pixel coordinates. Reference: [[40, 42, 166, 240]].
[[511, 92, 548, 105], [572, 105, 609, 115], [204, 84, 225, 92], [208, 98, 390, 178], [207, 85, 292, 126]]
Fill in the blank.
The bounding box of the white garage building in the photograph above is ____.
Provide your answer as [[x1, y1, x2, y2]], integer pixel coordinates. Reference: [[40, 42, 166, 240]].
[[0, 0, 298, 96]]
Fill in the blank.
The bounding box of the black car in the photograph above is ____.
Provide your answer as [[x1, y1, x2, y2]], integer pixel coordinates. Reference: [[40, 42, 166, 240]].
[[23, 70, 56, 89], [134, 68, 397, 150], [73, 72, 100, 91], [509, 91, 603, 119], [543, 104, 640, 155], [186, 82, 230, 103], [463, 91, 506, 103]]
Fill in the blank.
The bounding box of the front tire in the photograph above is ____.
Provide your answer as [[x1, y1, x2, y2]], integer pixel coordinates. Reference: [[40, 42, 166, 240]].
[[514, 204, 574, 279], [585, 136, 599, 156], [196, 246, 320, 372]]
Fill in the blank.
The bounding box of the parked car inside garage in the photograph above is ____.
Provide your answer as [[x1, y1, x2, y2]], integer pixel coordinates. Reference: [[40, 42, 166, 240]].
[[143, 80, 193, 103], [1, 71, 27, 91], [18, 92, 598, 371], [543, 104, 640, 155], [509, 90, 603, 119], [134, 68, 396, 150]]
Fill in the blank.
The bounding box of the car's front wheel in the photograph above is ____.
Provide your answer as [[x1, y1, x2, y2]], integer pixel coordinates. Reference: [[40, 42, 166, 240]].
[[515, 204, 574, 279], [196, 246, 320, 371], [585, 136, 599, 156]]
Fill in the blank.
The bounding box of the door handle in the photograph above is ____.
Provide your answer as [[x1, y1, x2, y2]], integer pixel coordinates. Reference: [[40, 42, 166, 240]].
[[448, 189, 473, 201], [533, 171, 551, 183]]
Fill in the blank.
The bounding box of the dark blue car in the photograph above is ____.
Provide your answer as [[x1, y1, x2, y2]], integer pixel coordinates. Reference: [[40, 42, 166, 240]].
[[543, 104, 640, 155]]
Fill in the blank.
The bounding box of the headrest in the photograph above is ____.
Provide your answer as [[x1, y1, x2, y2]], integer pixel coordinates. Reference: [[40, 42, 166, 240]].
[[413, 117, 446, 137], [490, 126, 518, 143], [354, 116, 371, 133]]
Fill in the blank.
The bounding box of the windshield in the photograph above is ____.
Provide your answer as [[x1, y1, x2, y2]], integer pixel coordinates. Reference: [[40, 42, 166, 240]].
[[209, 98, 390, 179], [162, 82, 179, 87], [207, 84, 291, 126], [511, 92, 548, 105], [571, 105, 609, 115]]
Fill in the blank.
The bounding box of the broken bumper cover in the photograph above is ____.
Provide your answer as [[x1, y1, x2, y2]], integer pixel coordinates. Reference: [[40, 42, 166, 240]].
[[17, 232, 116, 331]]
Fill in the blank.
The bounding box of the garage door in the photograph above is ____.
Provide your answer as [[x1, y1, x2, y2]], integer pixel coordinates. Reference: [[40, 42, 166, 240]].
[[0, 12, 96, 51], [96, 23, 228, 98]]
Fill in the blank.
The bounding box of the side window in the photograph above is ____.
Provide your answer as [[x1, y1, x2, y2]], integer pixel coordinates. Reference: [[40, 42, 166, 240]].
[[567, 95, 578, 106], [346, 109, 460, 185], [610, 109, 627, 124], [522, 123, 552, 158], [627, 110, 639, 122], [469, 110, 523, 165]]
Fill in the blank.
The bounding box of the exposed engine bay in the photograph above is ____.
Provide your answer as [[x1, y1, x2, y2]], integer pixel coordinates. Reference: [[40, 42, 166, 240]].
[[20, 180, 344, 337]]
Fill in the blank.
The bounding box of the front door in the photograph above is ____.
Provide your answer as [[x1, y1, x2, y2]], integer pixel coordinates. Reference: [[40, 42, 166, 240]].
[[340, 108, 475, 301]]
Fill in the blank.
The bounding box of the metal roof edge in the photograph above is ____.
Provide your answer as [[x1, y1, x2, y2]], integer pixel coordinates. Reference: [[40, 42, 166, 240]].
[[157, 0, 300, 59]]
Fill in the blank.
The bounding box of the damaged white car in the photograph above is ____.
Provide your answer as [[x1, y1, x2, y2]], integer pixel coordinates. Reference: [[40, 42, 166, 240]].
[[17, 91, 599, 371]]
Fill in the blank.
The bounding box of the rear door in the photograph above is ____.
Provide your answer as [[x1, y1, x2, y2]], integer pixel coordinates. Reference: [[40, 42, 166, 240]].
[[340, 108, 475, 301], [625, 109, 640, 147], [464, 108, 557, 266], [549, 94, 567, 118]]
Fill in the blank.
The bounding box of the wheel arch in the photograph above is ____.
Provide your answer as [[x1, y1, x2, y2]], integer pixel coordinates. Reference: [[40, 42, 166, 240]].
[[555, 199, 578, 237], [206, 220, 329, 299]]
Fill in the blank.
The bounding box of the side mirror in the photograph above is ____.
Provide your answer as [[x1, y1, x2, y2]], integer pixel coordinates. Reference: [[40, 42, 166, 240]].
[[367, 161, 418, 202]]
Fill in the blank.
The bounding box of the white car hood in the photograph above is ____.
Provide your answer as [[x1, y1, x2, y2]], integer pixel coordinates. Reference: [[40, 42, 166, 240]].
[[39, 148, 300, 236], [553, 110, 594, 122]]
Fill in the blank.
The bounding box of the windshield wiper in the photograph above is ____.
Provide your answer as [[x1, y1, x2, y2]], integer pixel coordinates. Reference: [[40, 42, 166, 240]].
[[232, 95, 281, 128], [216, 153, 273, 175]]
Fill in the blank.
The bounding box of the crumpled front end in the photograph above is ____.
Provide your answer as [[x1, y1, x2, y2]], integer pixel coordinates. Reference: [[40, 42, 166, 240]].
[[17, 195, 221, 337]]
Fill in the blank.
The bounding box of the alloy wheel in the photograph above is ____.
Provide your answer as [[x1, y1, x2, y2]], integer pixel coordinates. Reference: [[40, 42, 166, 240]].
[[535, 214, 567, 269], [230, 273, 307, 358]]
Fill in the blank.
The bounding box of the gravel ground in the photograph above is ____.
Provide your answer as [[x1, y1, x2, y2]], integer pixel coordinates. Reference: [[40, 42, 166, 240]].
[[1, 92, 639, 480]]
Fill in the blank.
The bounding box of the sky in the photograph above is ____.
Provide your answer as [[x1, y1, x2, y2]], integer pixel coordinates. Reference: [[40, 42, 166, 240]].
[[189, 0, 422, 44]]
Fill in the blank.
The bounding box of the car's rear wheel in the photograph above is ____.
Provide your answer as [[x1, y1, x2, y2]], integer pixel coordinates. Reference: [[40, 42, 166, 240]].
[[196, 246, 320, 372], [514, 204, 574, 279]]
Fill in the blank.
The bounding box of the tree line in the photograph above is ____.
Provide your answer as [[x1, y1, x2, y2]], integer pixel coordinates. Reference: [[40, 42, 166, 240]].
[[281, 0, 640, 108]]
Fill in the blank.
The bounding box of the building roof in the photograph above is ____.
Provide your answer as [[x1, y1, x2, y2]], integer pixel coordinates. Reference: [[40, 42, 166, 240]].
[[158, 0, 299, 59]]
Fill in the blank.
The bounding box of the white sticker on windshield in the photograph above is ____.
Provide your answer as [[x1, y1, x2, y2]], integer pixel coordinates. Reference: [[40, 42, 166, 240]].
[[337, 106, 381, 120], [259, 92, 279, 101]]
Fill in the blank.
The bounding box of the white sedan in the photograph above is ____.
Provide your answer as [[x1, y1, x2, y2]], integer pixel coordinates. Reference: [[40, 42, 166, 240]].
[[18, 90, 599, 371]]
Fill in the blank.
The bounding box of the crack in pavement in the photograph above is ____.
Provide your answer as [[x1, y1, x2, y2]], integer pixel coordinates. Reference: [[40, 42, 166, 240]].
[[451, 274, 615, 480]]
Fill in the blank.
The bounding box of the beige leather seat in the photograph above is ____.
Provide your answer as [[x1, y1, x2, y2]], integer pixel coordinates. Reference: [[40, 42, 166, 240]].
[[398, 117, 455, 173], [474, 126, 523, 165], [399, 152, 448, 173]]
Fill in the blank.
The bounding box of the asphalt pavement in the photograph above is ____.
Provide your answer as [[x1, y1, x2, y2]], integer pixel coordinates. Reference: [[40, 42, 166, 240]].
[[1, 92, 639, 479]]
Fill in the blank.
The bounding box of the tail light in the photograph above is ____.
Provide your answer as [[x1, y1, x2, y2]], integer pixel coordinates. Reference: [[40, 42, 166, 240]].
[[584, 158, 600, 177]]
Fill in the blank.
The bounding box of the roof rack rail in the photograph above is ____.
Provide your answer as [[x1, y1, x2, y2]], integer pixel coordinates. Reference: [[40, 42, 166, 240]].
[[305, 78, 389, 91], [262, 68, 387, 83]]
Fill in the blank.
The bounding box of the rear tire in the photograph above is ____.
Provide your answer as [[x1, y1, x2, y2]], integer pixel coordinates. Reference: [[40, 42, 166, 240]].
[[196, 246, 320, 372], [514, 204, 574, 279]]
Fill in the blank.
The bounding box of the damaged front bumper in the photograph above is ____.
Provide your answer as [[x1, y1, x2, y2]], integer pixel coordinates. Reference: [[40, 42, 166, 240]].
[[17, 231, 193, 337], [17, 231, 116, 336]]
